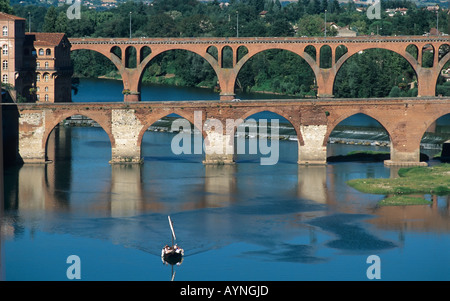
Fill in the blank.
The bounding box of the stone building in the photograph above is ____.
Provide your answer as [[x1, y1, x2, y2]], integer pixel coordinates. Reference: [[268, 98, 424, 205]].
[[0, 12, 72, 103]]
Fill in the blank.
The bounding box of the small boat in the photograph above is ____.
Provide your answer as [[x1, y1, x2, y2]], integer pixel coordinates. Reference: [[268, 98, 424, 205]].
[[161, 216, 184, 266]]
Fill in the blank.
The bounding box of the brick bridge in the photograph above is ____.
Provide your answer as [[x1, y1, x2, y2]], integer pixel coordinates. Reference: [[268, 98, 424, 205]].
[[70, 35, 450, 101], [17, 97, 449, 166]]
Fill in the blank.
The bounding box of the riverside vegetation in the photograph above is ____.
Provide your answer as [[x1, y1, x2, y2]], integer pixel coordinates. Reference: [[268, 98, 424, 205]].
[[347, 164, 450, 206]]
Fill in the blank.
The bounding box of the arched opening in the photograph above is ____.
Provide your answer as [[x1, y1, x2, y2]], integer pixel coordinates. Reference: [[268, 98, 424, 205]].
[[236, 49, 316, 98], [420, 113, 450, 161], [438, 44, 450, 62], [334, 49, 418, 98], [140, 46, 152, 64], [320, 45, 332, 68], [422, 44, 434, 68], [140, 113, 204, 164], [235, 110, 298, 165], [44, 115, 113, 203], [110, 46, 122, 60], [139, 49, 219, 101], [207, 46, 218, 61], [70, 49, 123, 102], [45, 114, 113, 163], [406, 44, 418, 60], [304, 45, 316, 61], [436, 60, 450, 96], [335, 45, 348, 63], [237, 46, 248, 64], [221, 46, 233, 68], [125, 46, 137, 68], [327, 113, 392, 162]]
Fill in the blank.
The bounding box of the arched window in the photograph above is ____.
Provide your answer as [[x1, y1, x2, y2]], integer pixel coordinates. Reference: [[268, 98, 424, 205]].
[[2, 60, 7, 70], [45, 62, 49, 69], [38, 48, 44, 56], [36, 74, 40, 82], [2, 26, 8, 37], [44, 74, 49, 82], [36, 62, 40, 69], [45, 94, 49, 102], [46, 49, 51, 55], [36, 94, 40, 101], [44, 86, 48, 92], [2, 45, 8, 55], [2, 74, 8, 83]]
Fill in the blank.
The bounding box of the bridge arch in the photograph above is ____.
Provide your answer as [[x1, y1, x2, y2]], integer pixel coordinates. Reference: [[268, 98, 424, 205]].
[[324, 111, 394, 149], [233, 109, 300, 163], [137, 48, 221, 100], [333, 48, 418, 98], [137, 110, 205, 153], [70, 48, 123, 78], [235, 48, 317, 97], [43, 112, 115, 161]]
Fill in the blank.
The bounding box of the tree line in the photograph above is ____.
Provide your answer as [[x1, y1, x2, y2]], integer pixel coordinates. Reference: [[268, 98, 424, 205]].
[[4, 0, 450, 97]]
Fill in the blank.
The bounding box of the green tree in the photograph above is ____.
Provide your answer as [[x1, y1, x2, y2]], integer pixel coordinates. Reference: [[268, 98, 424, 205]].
[[42, 6, 58, 33], [296, 14, 324, 36], [0, 0, 13, 14]]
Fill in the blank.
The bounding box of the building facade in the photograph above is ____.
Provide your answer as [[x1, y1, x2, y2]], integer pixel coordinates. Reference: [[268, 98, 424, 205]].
[[0, 12, 72, 103]]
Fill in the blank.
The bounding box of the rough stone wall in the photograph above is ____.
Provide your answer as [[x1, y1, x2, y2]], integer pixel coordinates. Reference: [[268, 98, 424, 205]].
[[110, 109, 143, 164], [18, 110, 46, 163]]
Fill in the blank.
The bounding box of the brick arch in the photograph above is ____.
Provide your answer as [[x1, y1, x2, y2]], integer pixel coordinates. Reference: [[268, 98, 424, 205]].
[[136, 110, 205, 151], [324, 110, 394, 147], [418, 111, 450, 143], [70, 48, 123, 74], [235, 108, 304, 145], [333, 47, 419, 96], [43, 111, 115, 152], [235, 46, 318, 80], [137, 47, 221, 96]]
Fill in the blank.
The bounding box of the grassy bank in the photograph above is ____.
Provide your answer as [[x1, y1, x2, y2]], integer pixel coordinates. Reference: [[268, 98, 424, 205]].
[[347, 164, 450, 206]]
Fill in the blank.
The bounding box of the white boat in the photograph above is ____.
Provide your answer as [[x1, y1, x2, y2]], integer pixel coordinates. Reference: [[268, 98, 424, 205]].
[[161, 216, 184, 266]]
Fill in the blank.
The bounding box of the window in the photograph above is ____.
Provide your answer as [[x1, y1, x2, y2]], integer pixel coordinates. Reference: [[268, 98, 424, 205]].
[[36, 62, 40, 69], [2, 26, 7, 37], [46, 49, 51, 55], [2, 74, 8, 83], [45, 94, 49, 102], [36, 87, 40, 92], [45, 62, 49, 69], [44, 74, 49, 82], [36, 74, 40, 82], [36, 94, 40, 101], [44, 86, 48, 92], [2, 60, 7, 70], [38, 48, 44, 56], [2, 45, 7, 55]]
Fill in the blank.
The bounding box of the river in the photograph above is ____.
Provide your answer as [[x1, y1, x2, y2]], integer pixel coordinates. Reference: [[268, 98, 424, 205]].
[[1, 79, 449, 281]]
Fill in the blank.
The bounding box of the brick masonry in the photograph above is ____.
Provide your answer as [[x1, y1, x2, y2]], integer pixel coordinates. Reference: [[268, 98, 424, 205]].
[[15, 97, 450, 166]]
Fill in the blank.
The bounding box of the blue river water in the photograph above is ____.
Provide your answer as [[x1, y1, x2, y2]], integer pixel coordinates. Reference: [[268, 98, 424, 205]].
[[1, 79, 449, 281]]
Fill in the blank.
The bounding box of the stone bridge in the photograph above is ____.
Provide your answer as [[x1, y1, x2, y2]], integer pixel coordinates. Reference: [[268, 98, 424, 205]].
[[16, 97, 450, 166], [69, 35, 450, 101]]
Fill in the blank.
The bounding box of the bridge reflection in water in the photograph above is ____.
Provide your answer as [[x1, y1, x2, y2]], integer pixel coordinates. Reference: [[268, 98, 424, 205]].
[[5, 124, 449, 232]]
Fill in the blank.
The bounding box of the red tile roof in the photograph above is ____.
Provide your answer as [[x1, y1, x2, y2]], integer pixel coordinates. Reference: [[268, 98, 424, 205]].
[[0, 12, 26, 21], [26, 32, 66, 46]]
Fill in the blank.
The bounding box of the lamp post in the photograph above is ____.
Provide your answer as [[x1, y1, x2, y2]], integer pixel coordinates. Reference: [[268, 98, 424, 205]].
[[236, 11, 239, 38], [28, 12, 31, 33], [129, 12, 132, 39], [324, 10, 327, 38]]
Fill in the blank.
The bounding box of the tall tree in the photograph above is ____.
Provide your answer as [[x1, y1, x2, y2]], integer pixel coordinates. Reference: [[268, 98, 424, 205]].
[[42, 6, 58, 33], [0, 0, 13, 14]]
